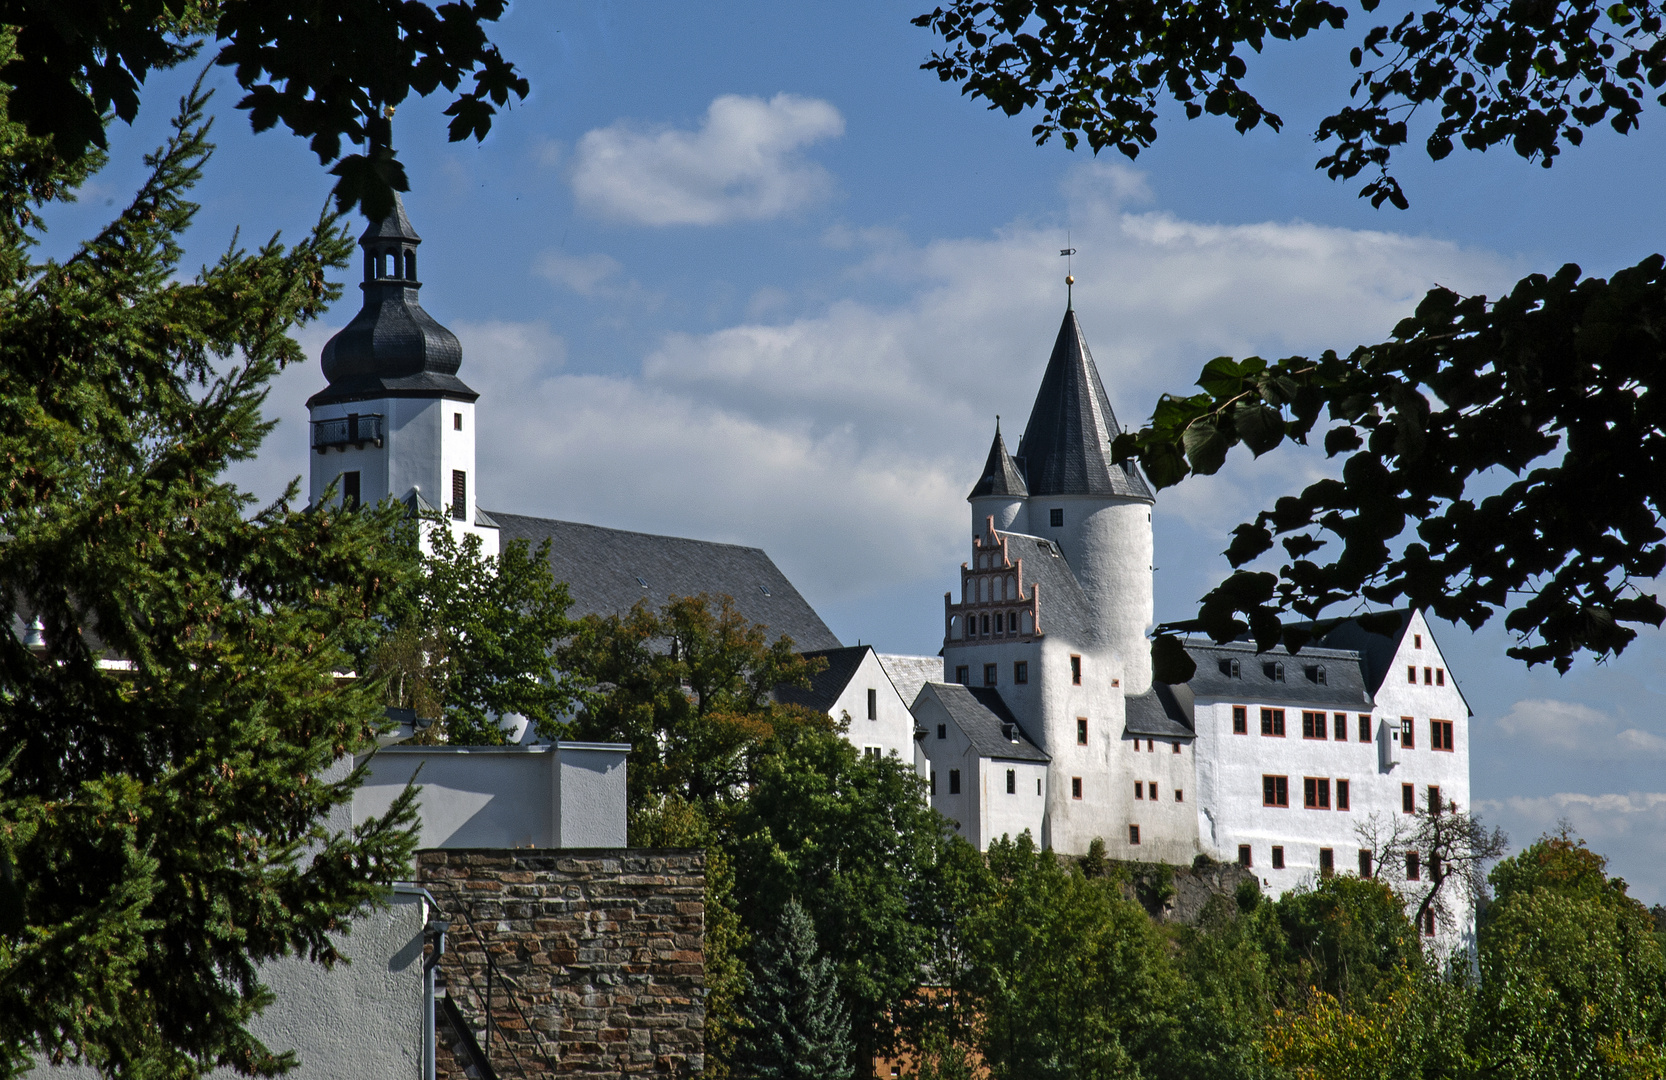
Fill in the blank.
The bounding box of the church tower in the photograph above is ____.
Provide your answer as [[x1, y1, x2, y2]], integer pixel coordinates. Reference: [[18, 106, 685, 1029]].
[[307, 194, 498, 553]]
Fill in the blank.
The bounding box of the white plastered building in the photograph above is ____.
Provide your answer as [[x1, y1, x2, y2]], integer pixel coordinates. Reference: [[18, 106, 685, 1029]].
[[912, 303, 1474, 938]]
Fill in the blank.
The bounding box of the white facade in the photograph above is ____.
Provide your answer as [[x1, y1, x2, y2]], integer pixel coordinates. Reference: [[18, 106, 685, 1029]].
[[914, 683, 1049, 850], [822, 648, 927, 773]]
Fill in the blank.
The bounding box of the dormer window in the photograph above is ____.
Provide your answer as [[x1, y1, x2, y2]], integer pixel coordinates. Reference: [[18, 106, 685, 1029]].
[[1305, 664, 1327, 685], [1218, 658, 1241, 678], [1264, 661, 1285, 682]]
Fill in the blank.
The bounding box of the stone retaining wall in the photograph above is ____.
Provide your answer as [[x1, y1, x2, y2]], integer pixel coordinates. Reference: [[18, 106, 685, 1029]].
[[418, 848, 706, 1077]]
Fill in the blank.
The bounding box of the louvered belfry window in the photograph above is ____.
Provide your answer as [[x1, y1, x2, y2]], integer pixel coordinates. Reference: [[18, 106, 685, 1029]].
[[451, 470, 467, 520]]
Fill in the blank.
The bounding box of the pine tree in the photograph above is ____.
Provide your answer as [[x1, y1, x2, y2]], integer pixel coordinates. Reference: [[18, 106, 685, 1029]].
[[740, 898, 855, 1080], [0, 77, 419, 1077]]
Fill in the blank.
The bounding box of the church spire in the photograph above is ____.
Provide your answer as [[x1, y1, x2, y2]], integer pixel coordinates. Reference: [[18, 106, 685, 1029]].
[[1014, 307, 1152, 501], [307, 193, 477, 409]]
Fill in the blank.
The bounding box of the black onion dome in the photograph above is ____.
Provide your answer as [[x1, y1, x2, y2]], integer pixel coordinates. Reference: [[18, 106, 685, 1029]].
[[307, 194, 478, 408], [1014, 308, 1152, 501]]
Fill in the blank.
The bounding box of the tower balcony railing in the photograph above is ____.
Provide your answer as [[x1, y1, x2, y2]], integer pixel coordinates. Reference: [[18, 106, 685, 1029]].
[[312, 413, 384, 452]]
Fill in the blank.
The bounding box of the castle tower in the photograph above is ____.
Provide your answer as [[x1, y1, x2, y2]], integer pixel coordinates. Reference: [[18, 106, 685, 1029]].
[[306, 194, 497, 553], [967, 421, 1029, 536], [1013, 307, 1154, 693]]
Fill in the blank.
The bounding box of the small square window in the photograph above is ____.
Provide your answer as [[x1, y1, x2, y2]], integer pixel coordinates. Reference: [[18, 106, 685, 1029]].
[[1260, 708, 1286, 737], [949, 769, 961, 795], [1014, 661, 1028, 684], [1262, 775, 1289, 807], [1148, 782, 1158, 800], [1006, 769, 1016, 794], [1071, 777, 1083, 800], [1402, 783, 1415, 813], [1358, 714, 1372, 742], [1077, 718, 1088, 745], [983, 663, 998, 687], [1172, 741, 1181, 755], [341, 470, 361, 509], [1432, 719, 1455, 751], [955, 666, 970, 686], [1237, 844, 1252, 867], [1135, 781, 1144, 800], [1070, 655, 1082, 684], [1424, 666, 1433, 685], [1233, 705, 1248, 734], [1129, 824, 1141, 845], [1423, 909, 1436, 937], [1271, 846, 1285, 870], [1400, 717, 1416, 749], [936, 724, 946, 740], [1414, 633, 1422, 648], [1406, 851, 1421, 881], [1336, 779, 1350, 811], [1050, 507, 1064, 527], [1358, 849, 1372, 877], [1428, 785, 1442, 812], [1319, 848, 1335, 877], [1407, 664, 1417, 684], [1173, 788, 1184, 802], [1333, 713, 1347, 740], [453, 411, 462, 431], [864, 746, 882, 761], [1436, 667, 1445, 686]]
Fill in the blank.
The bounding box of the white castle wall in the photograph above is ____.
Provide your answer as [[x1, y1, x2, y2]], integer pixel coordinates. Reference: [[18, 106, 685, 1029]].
[[1116, 731, 1201, 865], [969, 495, 1027, 538], [822, 649, 926, 773], [1026, 494, 1155, 695]]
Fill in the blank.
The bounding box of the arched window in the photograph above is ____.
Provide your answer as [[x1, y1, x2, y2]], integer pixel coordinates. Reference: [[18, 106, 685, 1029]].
[[405, 250, 417, 279]]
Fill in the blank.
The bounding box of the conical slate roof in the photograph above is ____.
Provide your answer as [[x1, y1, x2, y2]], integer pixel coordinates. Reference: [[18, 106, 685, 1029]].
[[307, 193, 478, 408], [967, 425, 1028, 499], [1014, 309, 1153, 501]]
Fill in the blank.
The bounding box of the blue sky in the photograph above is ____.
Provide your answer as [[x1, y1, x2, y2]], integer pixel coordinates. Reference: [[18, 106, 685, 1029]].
[[45, 2, 1666, 899]]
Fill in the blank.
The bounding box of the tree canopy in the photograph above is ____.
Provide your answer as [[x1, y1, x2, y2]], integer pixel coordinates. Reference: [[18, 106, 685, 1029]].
[[915, 0, 1666, 679], [0, 0, 527, 219], [0, 81, 419, 1077]]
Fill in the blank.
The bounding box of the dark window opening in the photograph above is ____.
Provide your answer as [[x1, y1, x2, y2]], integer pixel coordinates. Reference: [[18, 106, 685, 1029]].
[[1135, 781, 1144, 799], [955, 666, 969, 686], [1006, 769, 1016, 794], [1406, 851, 1421, 881], [1271, 846, 1285, 870], [1305, 664, 1327, 685], [1408, 664, 1417, 683], [1049, 507, 1064, 527], [1401, 717, 1416, 749], [1070, 655, 1082, 684], [1432, 719, 1455, 751], [1424, 666, 1433, 684], [930, 770, 936, 795], [1302, 711, 1327, 740], [1238, 845, 1253, 867], [1260, 708, 1286, 737], [1014, 661, 1028, 684], [1071, 777, 1082, 799], [341, 470, 360, 509], [1402, 784, 1415, 813], [1129, 824, 1141, 845], [1174, 788, 1184, 802], [1423, 909, 1436, 937], [1233, 706, 1248, 734], [1303, 777, 1331, 809], [984, 663, 998, 687], [1218, 657, 1243, 678], [867, 688, 877, 720], [1336, 779, 1351, 811], [1359, 714, 1372, 742], [1428, 785, 1442, 813], [949, 769, 961, 795], [937, 724, 946, 740], [1264, 660, 1285, 681], [1334, 713, 1348, 740], [1359, 849, 1373, 877], [1319, 848, 1335, 877], [1436, 667, 1445, 686], [1262, 775, 1289, 807], [1077, 718, 1088, 745], [453, 411, 462, 431], [451, 469, 467, 520]]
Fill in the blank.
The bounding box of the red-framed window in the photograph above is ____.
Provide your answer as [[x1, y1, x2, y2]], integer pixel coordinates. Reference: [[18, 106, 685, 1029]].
[[1303, 777, 1332, 809], [1260, 708, 1286, 737], [1333, 712, 1347, 740], [1400, 717, 1416, 749], [1262, 775, 1289, 807], [1233, 705, 1248, 734], [1078, 717, 1088, 745], [1431, 719, 1455, 751], [1336, 779, 1351, 811], [1302, 711, 1327, 740], [1358, 714, 1372, 742]]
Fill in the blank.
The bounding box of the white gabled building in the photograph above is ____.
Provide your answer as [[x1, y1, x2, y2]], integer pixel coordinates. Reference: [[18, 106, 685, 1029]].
[[773, 645, 926, 773], [911, 300, 1475, 938]]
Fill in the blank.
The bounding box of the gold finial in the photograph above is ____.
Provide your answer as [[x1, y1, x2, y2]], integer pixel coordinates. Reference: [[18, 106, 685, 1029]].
[[1066, 274, 1075, 285]]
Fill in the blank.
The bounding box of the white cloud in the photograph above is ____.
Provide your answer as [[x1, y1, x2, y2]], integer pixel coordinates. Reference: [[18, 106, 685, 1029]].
[[1492, 698, 1666, 760], [571, 94, 844, 225], [535, 251, 624, 298]]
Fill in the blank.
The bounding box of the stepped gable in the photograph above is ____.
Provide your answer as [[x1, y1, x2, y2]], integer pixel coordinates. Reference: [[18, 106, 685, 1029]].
[[308, 193, 477, 408], [967, 424, 1028, 499], [995, 529, 1097, 642], [1014, 308, 1153, 500], [489, 512, 841, 652]]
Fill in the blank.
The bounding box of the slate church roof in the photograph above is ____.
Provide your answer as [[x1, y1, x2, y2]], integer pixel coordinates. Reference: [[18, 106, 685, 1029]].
[[919, 682, 1050, 763], [774, 645, 874, 712], [995, 529, 1099, 643], [490, 513, 842, 652], [1014, 309, 1153, 501], [309, 193, 478, 408]]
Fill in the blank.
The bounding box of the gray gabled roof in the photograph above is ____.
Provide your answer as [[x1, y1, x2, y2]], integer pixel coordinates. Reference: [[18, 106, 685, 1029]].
[[1182, 639, 1374, 710], [1125, 682, 1196, 739], [775, 645, 871, 713], [995, 529, 1098, 644], [360, 193, 420, 242], [918, 682, 1049, 763], [1299, 611, 1413, 696], [968, 426, 1028, 500], [489, 512, 842, 652], [1014, 309, 1153, 501]]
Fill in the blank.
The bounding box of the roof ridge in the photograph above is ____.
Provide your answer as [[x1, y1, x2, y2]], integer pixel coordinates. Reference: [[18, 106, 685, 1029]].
[[484, 511, 769, 555]]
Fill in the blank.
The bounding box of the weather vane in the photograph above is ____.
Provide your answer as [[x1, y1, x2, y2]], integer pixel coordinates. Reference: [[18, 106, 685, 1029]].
[[1060, 235, 1077, 308]]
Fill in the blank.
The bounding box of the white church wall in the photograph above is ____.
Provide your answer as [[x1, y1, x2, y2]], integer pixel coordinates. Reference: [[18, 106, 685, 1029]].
[[1034, 635, 1124, 855], [1030, 495, 1155, 695], [915, 690, 982, 844], [307, 398, 391, 509], [969, 495, 1027, 538]]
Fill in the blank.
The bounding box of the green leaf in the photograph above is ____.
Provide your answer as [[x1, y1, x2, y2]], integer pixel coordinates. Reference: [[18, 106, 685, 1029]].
[[1182, 419, 1231, 475], [1231, 402, 1286, 456]]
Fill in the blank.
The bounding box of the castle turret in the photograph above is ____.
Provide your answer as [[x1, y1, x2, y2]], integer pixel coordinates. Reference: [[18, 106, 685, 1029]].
[[968, 421, 1029, 536], [1014, 307, 1154, 692], [307, 194, 497, 552]]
